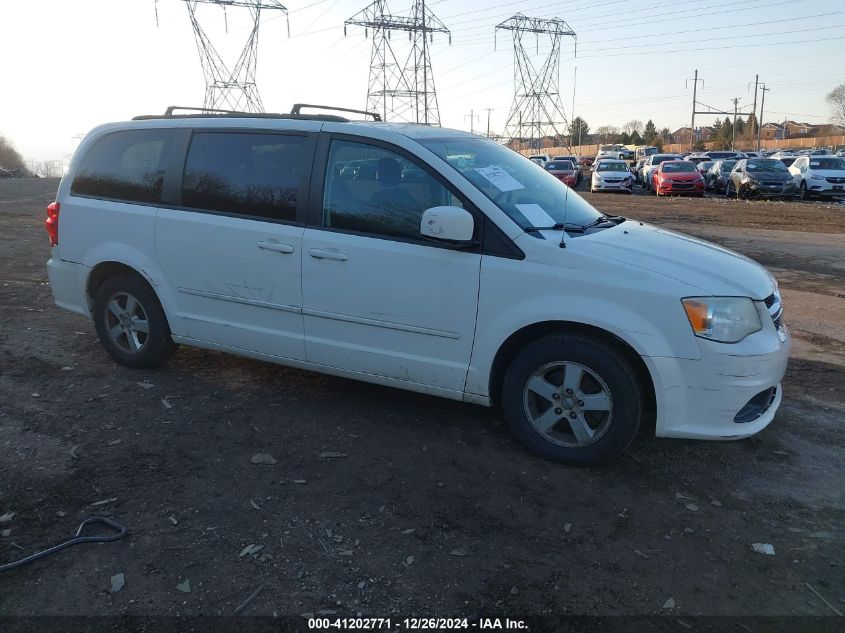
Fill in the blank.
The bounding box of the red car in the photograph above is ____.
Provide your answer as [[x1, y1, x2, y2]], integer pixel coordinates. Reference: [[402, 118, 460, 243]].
[[544, 159, 579, 186], [652, 160, 705, 197], [579, 156, 595, 167]]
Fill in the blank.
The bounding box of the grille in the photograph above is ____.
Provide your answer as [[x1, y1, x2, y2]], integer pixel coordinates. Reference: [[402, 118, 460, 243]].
[[734, 387, 778, 423], [826, 177, 845, 184], [763, 293, 775, 308], [672, 182, 694, 189], [604, 178, 622, 183], [761, 181, 783, 187], [764, 291, 783, 329]]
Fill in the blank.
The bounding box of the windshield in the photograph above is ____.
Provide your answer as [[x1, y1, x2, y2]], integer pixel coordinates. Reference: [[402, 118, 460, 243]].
[[809, 158, 845, 170], [699, 161, 714, 170], [747, 159, 788, 173], [597, 161, 628, 172], [661, 162, 696, 173], [420, 137, 603, 230], [546, 161, 574, 170], [779, 157, 797, 167], [720, 160, 737, 172]]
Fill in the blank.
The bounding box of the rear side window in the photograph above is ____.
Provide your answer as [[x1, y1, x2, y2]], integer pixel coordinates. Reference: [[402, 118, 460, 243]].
[[71, 129, 176, 203], [181, 132, 307, 222]]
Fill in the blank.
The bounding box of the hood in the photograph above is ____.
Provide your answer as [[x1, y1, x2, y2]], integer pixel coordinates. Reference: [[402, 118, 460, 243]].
[[576, 222, 775, 298], [746, 170, 792, 181]]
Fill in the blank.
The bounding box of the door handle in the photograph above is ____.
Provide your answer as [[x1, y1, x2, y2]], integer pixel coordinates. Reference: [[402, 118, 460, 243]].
[[309, 248, 349, 261], [257, 240, 295, 254]]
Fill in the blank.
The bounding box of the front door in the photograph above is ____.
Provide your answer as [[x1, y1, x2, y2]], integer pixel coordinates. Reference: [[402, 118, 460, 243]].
[[156, 129, 317, 360], [301, 136, 482, 393]]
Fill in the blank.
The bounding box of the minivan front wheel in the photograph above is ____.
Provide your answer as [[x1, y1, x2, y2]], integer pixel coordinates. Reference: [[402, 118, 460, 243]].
[[93, 274, 176, 369], [501, 334, 642, 465]]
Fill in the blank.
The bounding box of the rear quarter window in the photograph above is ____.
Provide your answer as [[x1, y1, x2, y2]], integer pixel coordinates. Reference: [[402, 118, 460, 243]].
[[71, 129, 176, 203]]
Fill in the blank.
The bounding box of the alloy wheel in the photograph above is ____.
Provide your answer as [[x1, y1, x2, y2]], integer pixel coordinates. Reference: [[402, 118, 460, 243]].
[[104, 292, 149, 354], [522, 361, 614, 448]]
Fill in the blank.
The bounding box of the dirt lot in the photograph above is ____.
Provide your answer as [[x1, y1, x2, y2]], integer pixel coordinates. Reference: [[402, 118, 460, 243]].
[[1, 178, 843, 622]]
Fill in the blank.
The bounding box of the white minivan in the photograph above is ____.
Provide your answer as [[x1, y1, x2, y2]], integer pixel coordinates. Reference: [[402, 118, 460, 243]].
[[45, 107, 790, 465]]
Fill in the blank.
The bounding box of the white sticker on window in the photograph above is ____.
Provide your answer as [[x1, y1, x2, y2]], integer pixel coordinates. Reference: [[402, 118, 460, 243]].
[[810, 162, 820, 168], [515, 203, 556, 227], [748, 162, 757, 168], [474, 166, 526, 192]]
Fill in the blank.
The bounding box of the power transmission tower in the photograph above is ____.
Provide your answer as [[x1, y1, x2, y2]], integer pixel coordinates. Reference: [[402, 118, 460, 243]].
[[495, 13, 576, 150], [346, 0, 450, 125], [182, 1, 289, 113]]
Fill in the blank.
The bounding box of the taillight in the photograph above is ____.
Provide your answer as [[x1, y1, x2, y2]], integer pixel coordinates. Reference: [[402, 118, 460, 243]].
[[45, 201, 60, 246]]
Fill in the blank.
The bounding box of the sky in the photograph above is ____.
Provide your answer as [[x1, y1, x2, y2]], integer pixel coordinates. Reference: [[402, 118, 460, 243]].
[[1, 0, 844, 162]]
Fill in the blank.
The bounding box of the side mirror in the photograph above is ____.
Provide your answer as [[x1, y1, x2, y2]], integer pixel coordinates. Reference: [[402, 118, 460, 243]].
[[420, 206, 474, 243]]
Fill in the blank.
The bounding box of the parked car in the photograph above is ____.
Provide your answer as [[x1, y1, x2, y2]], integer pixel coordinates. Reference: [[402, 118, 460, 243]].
[[726, 159, 797, 200], [528, 154, 549, 167], [551, 155, 583, 184], [591, 159, 634, 193], [651, 160, 705, 197], [705, 160, 737, 194], [45, 106, 790, 465], [687, 154, 710, 166], [704, 150, 742, 161], [696, 160, 714, 178], [635, 146, 659, 161], [545, 159, 579, 187], [835, 148, 845, 157], [788, 155, 845, 199], [640, 154, 684, 191], [633, 158, 647, 185], [579, 156, 595, 167], [777, 156, 799, 168]]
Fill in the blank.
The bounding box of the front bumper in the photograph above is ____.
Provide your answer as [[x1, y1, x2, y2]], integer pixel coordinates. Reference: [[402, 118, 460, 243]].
[[593, 179, 633, 191], [807, 181, 845, 196], [741, 181, 797, 197], [644, 311, 790, 440], [656, 181, 704, 195]]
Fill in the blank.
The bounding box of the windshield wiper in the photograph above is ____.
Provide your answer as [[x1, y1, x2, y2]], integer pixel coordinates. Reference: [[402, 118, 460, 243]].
[[523, 223, 587, 233]]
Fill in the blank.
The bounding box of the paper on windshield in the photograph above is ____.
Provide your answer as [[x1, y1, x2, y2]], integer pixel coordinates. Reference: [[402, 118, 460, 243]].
[[515, 203, 556, 227], [474, 166, 526, 192]]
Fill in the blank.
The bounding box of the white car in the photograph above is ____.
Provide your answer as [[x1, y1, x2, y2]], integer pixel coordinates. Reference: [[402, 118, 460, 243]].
[[45, 106, 789, 465], [641, 154, 684, 191], [528, 154, 549, 167], [591, 160, 634, 193], [788, 155, 845, 199]]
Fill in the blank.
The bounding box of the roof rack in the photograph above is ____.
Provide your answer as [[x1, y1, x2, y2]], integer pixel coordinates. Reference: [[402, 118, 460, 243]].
[[290, 103, 382, 122], [132, 105, 350, 122]]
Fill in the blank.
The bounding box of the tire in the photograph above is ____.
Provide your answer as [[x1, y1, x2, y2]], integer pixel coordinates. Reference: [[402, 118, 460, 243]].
[[501, 333, 643, 465], [800, 182, 810, 200], [725, 181, 733, 198], [93, 273, 176, 369]]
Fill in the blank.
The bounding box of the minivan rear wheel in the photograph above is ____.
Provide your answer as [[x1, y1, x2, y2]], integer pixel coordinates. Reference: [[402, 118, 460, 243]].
[[501, 334, 642, 465], [93, 274, 176, 369]]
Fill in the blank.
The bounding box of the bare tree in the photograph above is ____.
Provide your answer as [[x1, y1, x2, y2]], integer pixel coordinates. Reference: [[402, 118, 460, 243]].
[[623, 119, 643, 135], [827, 84, 845, 127]]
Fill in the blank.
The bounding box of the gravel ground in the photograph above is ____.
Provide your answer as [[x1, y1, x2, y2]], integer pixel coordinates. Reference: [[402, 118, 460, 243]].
[[0, 178, 843, 623]]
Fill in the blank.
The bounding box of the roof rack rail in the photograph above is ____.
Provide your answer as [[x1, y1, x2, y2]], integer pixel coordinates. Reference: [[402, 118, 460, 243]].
[[290, 103, 382, 122], [132, 105, 350, 122]]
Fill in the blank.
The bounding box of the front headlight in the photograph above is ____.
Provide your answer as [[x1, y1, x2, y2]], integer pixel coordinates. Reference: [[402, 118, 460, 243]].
[[810, 174, 825, 180], [682, 297, 762, 343]]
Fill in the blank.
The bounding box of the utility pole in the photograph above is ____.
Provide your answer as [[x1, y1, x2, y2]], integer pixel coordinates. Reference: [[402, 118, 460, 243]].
[[750, 74, 758, 150], [464, 109, 478, 134], [732, 97, 741, 150], [686, 69, 704, 152], [570, 65, 577, 149], [484, 107, 493, 138], [757, 84, 770, 152]]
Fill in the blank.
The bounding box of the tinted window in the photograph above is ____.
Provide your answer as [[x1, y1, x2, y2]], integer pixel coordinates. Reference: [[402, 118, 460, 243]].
[[809, 158, 845, 170], [654, 155, 681, 165], [181, 132, 306, 221], [546, 161, 574, 170], [71, 129, 176, 203], [323, 140, 464, 240], [747, 159, 788, 172], [720, 160, 737, 172]]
